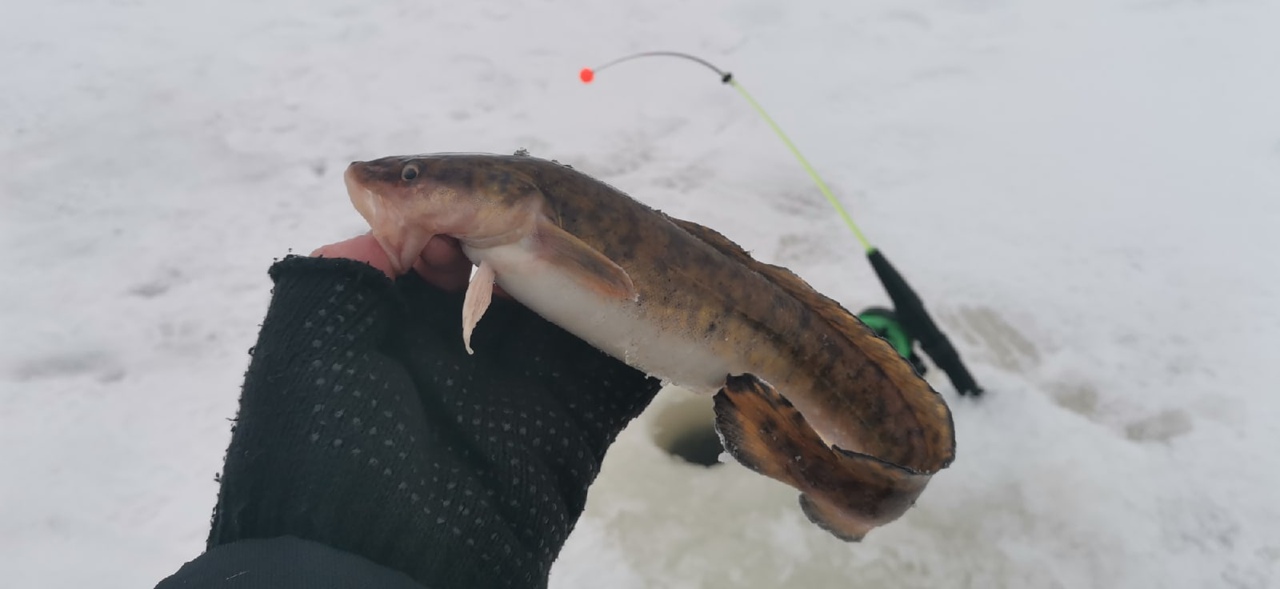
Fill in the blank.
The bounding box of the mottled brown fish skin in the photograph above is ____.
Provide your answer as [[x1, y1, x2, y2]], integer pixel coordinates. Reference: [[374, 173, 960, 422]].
[[348, 152, 956, 536]]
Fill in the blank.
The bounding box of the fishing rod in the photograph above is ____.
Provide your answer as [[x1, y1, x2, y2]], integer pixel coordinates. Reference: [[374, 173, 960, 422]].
[[580, 51, 984, 397]]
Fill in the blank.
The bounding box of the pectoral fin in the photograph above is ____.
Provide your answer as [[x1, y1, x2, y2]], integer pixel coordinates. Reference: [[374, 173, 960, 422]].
[[713, 374, 931, 542], [462, 260, 497, 355], [535, 218, 637, 301]]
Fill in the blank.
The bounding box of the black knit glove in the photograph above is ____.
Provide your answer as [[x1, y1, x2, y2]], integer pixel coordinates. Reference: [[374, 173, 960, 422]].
[[201, 255, 662, 588]]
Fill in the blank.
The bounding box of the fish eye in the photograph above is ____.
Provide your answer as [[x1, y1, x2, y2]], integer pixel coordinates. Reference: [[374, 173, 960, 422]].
[[401, 164, 419, 181]]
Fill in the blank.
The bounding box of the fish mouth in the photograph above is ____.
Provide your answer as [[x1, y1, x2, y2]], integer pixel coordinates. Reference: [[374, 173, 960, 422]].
[[345, 163, 432, 275]]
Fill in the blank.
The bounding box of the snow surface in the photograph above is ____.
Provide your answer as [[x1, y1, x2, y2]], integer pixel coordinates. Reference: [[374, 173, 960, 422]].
[[3, 0, 1279, 587]]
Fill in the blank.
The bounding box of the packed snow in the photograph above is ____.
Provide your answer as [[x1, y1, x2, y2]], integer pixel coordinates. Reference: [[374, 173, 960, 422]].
[[3, 0, 1278, 587]]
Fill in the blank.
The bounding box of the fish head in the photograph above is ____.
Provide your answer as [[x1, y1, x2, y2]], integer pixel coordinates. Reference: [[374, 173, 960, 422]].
[[344, 154, 543, 274]]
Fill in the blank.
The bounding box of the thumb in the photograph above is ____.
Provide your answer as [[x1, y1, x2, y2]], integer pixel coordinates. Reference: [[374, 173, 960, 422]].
[[311, 233, 397, 279]]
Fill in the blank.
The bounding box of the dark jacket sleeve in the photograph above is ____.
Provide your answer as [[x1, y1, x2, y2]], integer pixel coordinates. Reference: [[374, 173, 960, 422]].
[[156, 255, 661, 589], [156, 536, 428, 588]]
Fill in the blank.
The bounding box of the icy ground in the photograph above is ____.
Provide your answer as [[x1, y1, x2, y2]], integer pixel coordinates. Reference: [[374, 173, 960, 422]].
[[3, 0, 1279, 587]]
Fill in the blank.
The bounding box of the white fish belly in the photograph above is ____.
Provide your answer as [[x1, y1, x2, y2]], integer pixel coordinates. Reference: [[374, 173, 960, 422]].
[[465, 240, 736, 394]]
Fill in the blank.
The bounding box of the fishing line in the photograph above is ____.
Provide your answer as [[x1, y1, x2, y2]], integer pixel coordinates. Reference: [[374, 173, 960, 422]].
[[584, 51, 730, 80], [579, 51, 984, 396], [581, 52, 873, 253]]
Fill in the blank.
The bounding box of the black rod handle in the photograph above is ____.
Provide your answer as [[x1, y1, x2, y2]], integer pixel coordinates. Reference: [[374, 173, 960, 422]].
[[867, 250, 983, 396]]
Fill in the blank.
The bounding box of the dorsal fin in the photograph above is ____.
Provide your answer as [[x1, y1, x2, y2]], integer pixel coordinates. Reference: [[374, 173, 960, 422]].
[[666, 215, 955, 473]]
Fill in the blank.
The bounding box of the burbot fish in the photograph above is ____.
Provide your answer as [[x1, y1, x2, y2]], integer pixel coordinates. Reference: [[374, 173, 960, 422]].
[[344, 152, 956, 541]]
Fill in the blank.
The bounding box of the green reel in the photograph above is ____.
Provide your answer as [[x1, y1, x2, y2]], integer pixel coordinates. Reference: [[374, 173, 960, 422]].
[[858, 307, 928, 377]]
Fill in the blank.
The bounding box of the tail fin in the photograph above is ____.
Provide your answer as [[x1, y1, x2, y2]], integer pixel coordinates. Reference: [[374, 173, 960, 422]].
[[714, 374, 932, 542]]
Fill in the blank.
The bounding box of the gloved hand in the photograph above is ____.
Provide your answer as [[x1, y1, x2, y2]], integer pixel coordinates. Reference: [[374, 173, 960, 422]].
[[182, 235, 662, 588]]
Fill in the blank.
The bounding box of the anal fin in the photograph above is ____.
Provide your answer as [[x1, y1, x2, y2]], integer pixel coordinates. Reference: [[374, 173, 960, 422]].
[[713, 374, 932, 542]]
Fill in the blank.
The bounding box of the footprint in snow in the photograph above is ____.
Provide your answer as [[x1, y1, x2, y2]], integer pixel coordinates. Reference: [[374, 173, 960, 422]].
[[769, 183, 846, 221], [1046, 380, 1195, 443], [774, 233, 836, 266], [127, 267, 185, 299], [8, 350, 125, 384], [1124, 409, 1194, 443], [650, 163, 712, 194], [944, 305, 1041, 374]]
